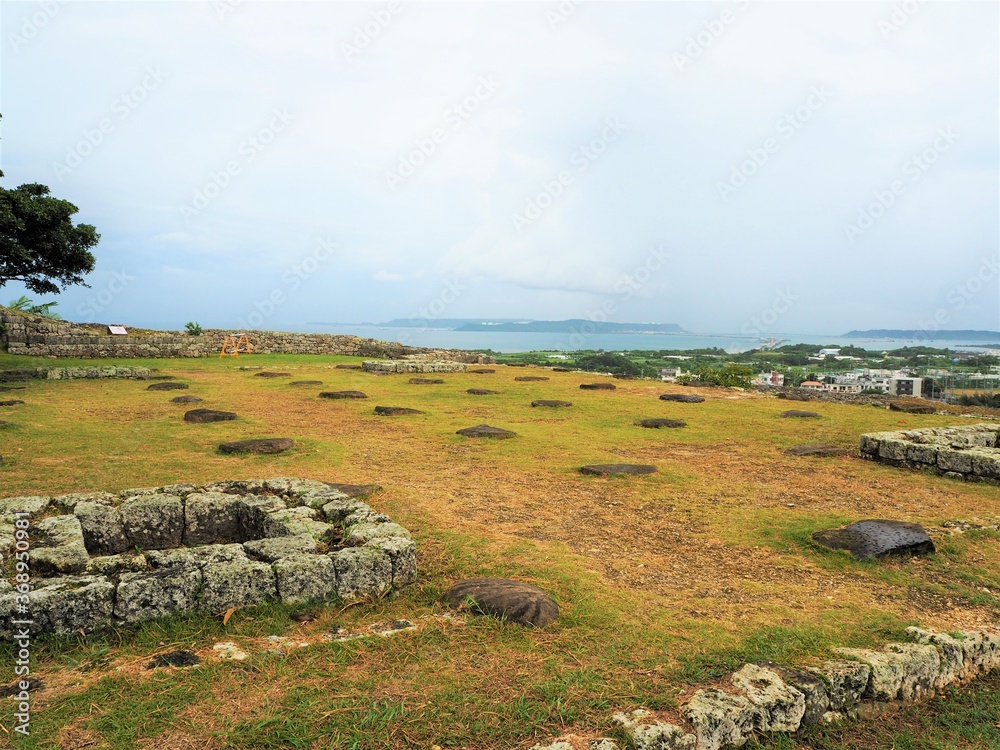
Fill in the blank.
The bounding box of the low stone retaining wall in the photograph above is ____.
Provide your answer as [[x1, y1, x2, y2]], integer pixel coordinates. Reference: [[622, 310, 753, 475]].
[[362, 359, 469, 374], [757, 385, 896, 407], [532, 627, 1000, 750], [0, 477, 416, 636], [0, 308, 492, 363], [0, 366, 151, 382], [860, 424, 1000, 482]]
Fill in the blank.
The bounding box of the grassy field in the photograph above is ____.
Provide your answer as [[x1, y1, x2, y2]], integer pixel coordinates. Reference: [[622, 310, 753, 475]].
[[0, 353, 998, 749]]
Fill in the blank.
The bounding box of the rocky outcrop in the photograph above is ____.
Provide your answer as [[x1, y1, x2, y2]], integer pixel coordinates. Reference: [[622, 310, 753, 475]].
[[0, 478, 415, 636]]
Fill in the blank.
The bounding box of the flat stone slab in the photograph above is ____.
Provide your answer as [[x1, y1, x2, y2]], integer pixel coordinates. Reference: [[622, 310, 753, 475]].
[[785, 444, 850, 457], [467, 388, 501, 395], [218, 438, 295, 454], [170, 395, 203, 404], [637, 418, 686, 429], [781, 410, 821, 418], [374, 406, 424, 416], [469, 368, 496, 374], [335, 363, 363, 369], [812, 520, 935, 560], [456, 424, 518, 439], [551, 367, 575, 372], [0, 400, 25, 406], [254, 372, 291, 378], [443, 578, 559, 627], [581, 382, 617, 390], [409, 377, 444, 384], [889, 402, 936, 414], [580, 464, 657, 476], [184, 409, 237, 423], [532, 400, 572, 407], [660, 393, 704, 403], [289, 380, 323, 386], [0, 386, 27, 391], [778, 392, 811, 401], [515, 376, 550, 382], [320, 390, 368, 399], [147, 382, 188, 391], [148, 650, 200, 669]]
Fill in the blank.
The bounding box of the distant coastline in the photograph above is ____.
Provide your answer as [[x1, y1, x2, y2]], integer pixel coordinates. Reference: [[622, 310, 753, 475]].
[[842, 329, 1000, 342]]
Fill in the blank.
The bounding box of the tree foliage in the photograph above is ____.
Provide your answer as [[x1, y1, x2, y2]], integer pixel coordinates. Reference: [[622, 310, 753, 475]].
[[0, 182, 99, 295], [574, 352, 641, 376]]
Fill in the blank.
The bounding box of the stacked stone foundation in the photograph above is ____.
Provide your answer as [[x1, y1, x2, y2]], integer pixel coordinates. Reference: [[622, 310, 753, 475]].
[[859, 424, 1000, 482], [0, 478, 416, 636]]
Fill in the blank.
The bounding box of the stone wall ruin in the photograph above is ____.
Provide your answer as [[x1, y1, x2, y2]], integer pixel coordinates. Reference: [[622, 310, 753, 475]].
[[860, 423, 1000, 482], [0, 478, 416, 636]]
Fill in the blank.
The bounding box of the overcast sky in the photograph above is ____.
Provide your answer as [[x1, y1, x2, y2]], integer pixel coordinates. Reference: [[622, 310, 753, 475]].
[[1, 0, 997, 335]]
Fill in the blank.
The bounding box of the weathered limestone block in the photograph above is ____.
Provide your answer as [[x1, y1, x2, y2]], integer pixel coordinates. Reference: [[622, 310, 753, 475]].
[[810, 660, 870, 711], [75, 502, 130, 555], [755, 661, 829, 726], [198, 559, 277, 612], [86, 552, 148, 577], [0, 496, 50, 522], [906, 627, 968, 687], [52, 491, 116, 513], [299, 488, 352, 511], [31, 515, 89, 575], [330, 547, 393, 600], [263, 507, 335, 541], [682, 689, 759, 750], [832, 648, 908, 701], [342, 522, 411, 547], [858, 434, 881, 457], [610, 710, 698, 750], [876, 437, 908, 462], [956, 630, 1000, 675], [364, 536, 417, 588], [0, 575, 115, 636], [320, 496, 370, 523], [244, 534, 317, 562], [236, 495, 288, 538], [146, 544, 247, 569], [937, 449, 974, 474], [884, 643, 941, 701], [115, 567, 203, 624], [969, 450, 1000, 480], [903, 443, 941, 465], [273, 554, 338, 603], [184, 492, 246, 545], [120, 494, 184, 550], [731, 663, 806, 732], [342, 507, 391, 527]]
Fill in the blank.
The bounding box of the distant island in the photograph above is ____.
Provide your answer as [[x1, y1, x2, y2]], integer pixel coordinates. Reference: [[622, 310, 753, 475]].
[[452, 319, 687, 334], [843, 329, 1000, 342]]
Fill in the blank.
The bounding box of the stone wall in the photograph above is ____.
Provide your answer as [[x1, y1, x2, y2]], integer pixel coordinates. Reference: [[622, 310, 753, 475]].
[[0, 308, 492, 363], [757, 385, 896, 407], [0, 477, 416, 636], [0, 366, 151, 382], [859, 424, 1000, 482], [362, 359, 468, 374]]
